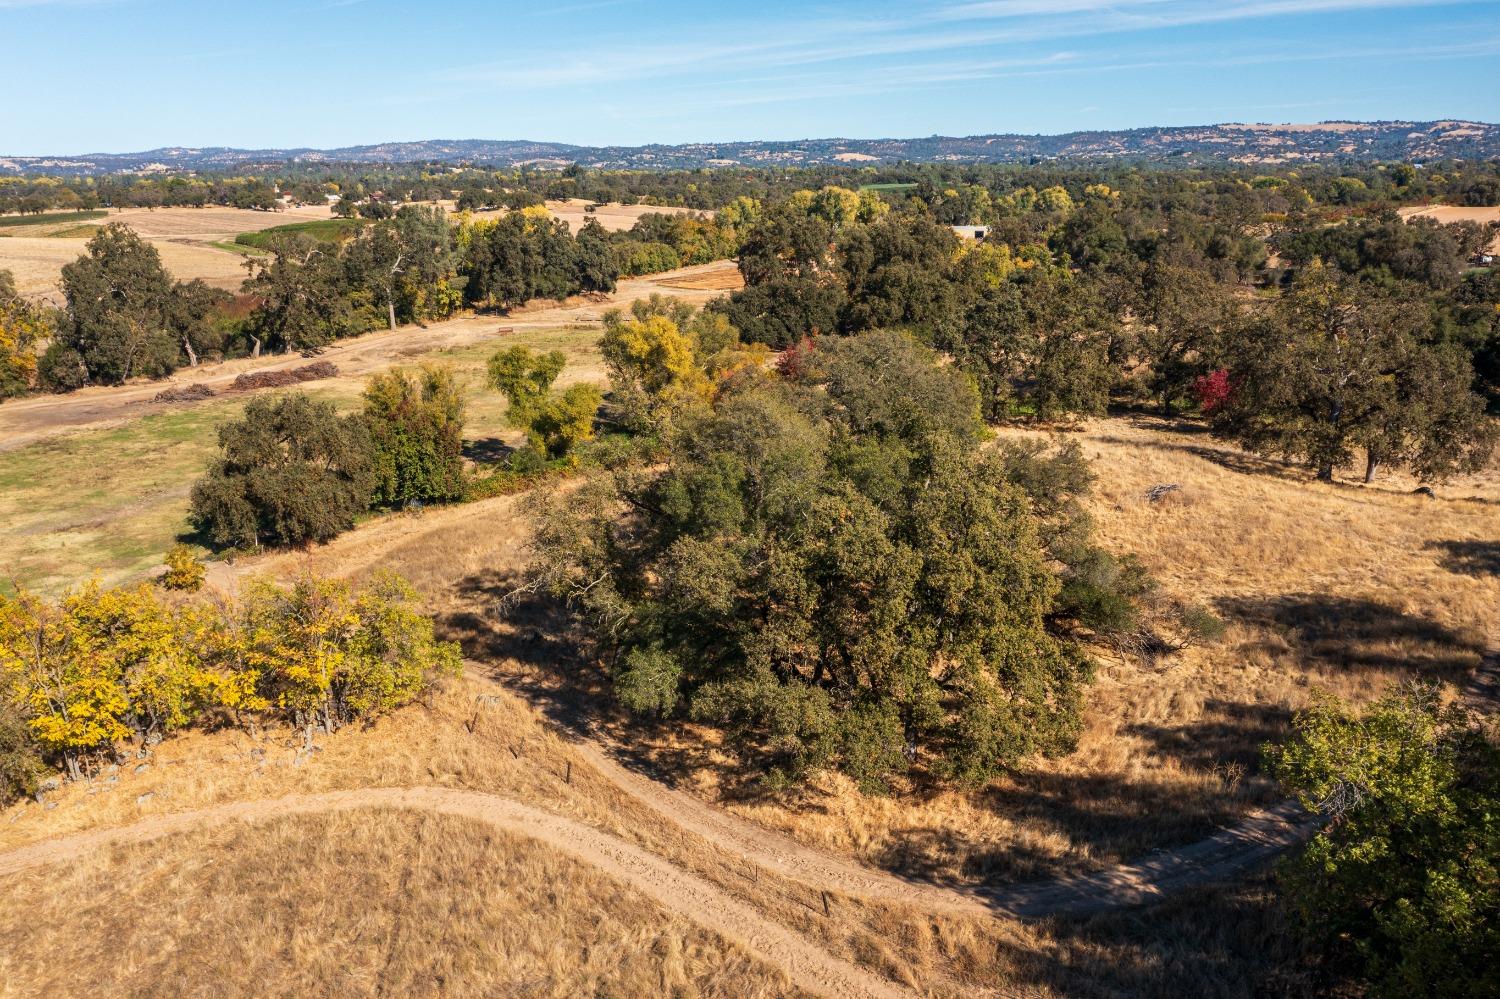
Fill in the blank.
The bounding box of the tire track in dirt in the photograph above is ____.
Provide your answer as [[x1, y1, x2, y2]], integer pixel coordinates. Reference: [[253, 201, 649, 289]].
[[0, 786, 907, 999]]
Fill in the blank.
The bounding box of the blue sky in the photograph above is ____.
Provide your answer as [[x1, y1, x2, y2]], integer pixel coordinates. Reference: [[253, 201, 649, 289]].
[[1, 0, 1497, 153]]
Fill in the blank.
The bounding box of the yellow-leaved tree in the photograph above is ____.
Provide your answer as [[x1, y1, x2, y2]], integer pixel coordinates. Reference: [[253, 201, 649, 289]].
[[0, 583, 176, 779], [0, 269, 48, 400], [241, 573, 460, 745], [600, 313, 712, 431]]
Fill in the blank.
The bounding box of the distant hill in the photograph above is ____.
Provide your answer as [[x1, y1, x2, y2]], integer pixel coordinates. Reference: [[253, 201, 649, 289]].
[[3, 121, 1496, 175]]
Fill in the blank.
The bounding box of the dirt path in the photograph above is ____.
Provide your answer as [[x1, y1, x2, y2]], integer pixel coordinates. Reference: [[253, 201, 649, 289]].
[[1462, 628, 1500, 709], [526, 622, 1500, 919], [0, 785, 906, 999], [469, 665, 1314, 920], [0, 260, 740, 453]]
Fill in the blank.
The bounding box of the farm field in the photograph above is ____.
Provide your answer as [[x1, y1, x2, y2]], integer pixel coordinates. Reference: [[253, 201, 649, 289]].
[[451, 197, 706, 232], [1399, 203, 1500, 251], [0, 200, 709, 302]]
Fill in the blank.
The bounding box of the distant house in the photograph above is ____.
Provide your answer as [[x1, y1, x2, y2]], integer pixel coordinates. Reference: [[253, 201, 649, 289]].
[[952, 225, 988, 241]]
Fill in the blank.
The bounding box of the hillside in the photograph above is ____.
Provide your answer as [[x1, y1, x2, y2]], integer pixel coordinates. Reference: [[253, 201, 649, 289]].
[[3, 120, 1496, 175]]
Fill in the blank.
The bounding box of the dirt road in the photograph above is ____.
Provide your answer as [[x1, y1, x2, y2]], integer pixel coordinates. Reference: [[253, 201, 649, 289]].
[[0, 260, 740, 453], [0, 785, 907, 999], [476, 664, 1313, 920]]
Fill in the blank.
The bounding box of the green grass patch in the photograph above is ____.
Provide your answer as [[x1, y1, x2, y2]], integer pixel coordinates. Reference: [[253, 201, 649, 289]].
[[0, 323, 600, 597], [0, 209, 108, 229], [48, 224, 102, 238], [235, 217, 363, 250], [858, 183, 918, 193], [210, 239, 268, 257]]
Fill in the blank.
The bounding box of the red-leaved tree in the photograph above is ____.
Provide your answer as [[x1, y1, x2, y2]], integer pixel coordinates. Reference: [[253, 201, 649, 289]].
[[1192, 368, 1232, 414]]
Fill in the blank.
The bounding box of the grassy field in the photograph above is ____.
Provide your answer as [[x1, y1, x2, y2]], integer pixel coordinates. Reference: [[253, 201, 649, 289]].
[[0, 808, 797, 998], [0, 323, 601, 597], [235, 217, 363, 249], [0, 209, 107, 229]]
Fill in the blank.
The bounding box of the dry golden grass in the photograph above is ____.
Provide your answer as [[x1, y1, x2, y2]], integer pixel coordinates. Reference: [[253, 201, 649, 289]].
[[447, 198, 705, 234], [0, 808, 800, 999], [654, 267, 748, 291], [2, 412, 1489, 997], [255, 412, 1500, 889], [0, 235, 248, 302], [1398, 204, 1500, 252]]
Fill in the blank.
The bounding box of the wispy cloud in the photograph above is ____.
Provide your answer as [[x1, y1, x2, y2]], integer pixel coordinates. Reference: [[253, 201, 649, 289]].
[[440, 0, 1494, 92]]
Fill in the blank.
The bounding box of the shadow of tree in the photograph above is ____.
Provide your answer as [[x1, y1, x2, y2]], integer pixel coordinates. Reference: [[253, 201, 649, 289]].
[[1427, 539, 1500, 578], [1013, 876, 1332, 999], [439, 568, 771, 799], [1215, 593, 1483, 680], [462, 437, 516, 464], [1125, 699, 1293, 778]]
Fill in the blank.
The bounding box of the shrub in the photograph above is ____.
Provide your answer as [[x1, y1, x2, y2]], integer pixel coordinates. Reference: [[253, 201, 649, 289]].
[[1192, 368, 1233, 414], [0, 702, 44, 804], [190, 393, 375, 549], [241, 573, 461, 740], [0, 572, 457, 780], [36, 343, 88, 393], [159, 544, 207, 592]]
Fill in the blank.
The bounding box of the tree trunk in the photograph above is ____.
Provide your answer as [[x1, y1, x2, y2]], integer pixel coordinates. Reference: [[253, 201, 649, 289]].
[[1316, 462, 1335, 483], [1364, 454, 1379, 484], [387, 298, 398, 331], [182, 338, 198, 367], [249, 335, 262, 359]]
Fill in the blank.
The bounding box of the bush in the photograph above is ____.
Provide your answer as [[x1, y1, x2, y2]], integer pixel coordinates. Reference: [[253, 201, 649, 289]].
[[241, 573, 461, 740], [190, 393, 375, 549], [159, 543, 206, 592], [0, 572, 458, 780], [0, 702, 44, 804], [36, 343, 88, 392]]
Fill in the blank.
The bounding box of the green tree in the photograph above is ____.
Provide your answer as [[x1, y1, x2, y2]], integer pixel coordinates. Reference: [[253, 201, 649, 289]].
[[346, 205, 455, 330], [189, 393, 375, 549], [58, 223, 182, 384], [488, 345, 600, 459], [1214, 262, 1495, 482], [1267, 685, 1500, 998], [1136, 259, 1238, 415], [939, 265, 1117, 421], [574, 217, 620, 293], [242, 234, 362, 354], [362, 365, 467, 507], [529, 332, 1098, 790]]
